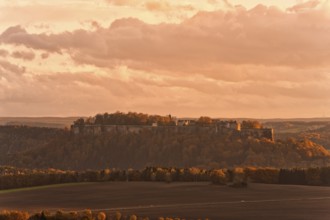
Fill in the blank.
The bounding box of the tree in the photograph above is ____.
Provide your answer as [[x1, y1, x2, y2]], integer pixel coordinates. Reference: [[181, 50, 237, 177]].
[[197, 117, 213, 126], [210, 169, 227, 185], [115, 212, 122, 220], [241, 120, 263, 129], [97, 212, 106, 220], [73, 118, 85, 126]]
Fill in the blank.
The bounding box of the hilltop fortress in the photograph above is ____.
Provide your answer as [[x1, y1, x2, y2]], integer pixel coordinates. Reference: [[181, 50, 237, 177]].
[[71, 113, 274, 141]]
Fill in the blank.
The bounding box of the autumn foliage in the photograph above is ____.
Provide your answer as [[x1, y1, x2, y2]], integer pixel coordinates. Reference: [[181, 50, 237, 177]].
[[0, 210, 204, 220]]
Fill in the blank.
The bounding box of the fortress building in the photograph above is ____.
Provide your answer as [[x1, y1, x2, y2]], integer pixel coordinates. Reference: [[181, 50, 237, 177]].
[[71, 118, 274, 141]]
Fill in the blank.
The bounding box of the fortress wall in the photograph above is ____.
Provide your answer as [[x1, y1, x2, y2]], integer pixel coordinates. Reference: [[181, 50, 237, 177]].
[[127, 125, 148, 134], [72, 124, 274, 141], [105, 125, 117, 133]]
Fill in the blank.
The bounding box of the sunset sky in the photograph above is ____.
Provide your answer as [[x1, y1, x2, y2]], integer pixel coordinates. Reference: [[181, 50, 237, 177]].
[[0, 0, 330, 118]]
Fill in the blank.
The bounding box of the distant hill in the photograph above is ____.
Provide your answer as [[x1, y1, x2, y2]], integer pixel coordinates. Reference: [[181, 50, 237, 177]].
[[262, 121, 330, 150], [1, 116, 330, 128], [0, 117, 82, 128], [259, 117, 330, 122]]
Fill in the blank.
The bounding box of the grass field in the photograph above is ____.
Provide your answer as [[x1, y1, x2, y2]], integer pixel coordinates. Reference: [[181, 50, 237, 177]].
[[0, 183, 92, 194], [1, 182, 330, 220]]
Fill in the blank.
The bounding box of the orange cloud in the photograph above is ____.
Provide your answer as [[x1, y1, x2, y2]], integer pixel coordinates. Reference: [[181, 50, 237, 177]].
[[0, 49, 8, 57], [221, 0, 233, 8], [0, 26, 60, 52], [287, 0, 320, 12], [41, 53, 49, 59], [1, 4, 330, 117], [2, 5, 330, 76], [0, 60, 25, 75], [105, 0, 195, 15], [144, 1, 195, 12], [12, 50, 35, 60], [4, 4, 329, 74], [105, 0, 139, 6]]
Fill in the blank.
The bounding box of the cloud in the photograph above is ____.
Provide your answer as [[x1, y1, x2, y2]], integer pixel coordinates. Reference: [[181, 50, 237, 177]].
[[287, 0, 320, 12], [0, 60, 329, 117], [221, 0, 234, 8], [0, 2, 116, 27], [207, 0, 218, 5], [1, 5, 330, 74], [11, 50, 35, 60], [0, 59, 26, 75], [105, 0, 195, 15], [0, 25, 60, 52], [40, 53, 49, 59], [0, 5, 329, 83], [0, 49, 8, 57], [144, 1, 195, 12], [1, 4, 330, 117], [0, 60, 27, 107], [0, 69, 170, 116], [105, 0, 137, 6], [33, 23, 50, 30]]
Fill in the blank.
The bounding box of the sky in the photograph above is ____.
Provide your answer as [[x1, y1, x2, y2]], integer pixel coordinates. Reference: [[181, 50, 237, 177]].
[[0, 0, 330, 118]]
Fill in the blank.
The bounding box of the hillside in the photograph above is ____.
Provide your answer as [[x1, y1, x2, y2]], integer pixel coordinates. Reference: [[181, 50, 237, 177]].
[[264, 121, 330, 150], [0, 125, 329, 170]]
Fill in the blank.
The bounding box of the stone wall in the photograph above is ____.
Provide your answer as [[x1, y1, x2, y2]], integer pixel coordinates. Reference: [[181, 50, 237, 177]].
[[71, 124, 274, 141]]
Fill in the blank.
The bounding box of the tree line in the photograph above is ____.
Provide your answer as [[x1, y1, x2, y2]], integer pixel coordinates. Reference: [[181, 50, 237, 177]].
[[74, 112, 176, 126], [73, 112, 264, 128], [0, 210, 198, 220], [1, 166, 330, 190]]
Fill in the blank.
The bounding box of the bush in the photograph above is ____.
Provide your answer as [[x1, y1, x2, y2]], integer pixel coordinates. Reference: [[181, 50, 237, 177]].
[[229, 168, 248, 188], [164, 172, 172, 183], [306, 168, 322, 186], [80, 210, 92, 220], [0, 211, 29, 220], [245, 167, 279, 184], [210, 169, 227, 185], [129, 215, 137, 220], [320, 167, 330, 185], [97, 212, 106, 220], [55, 210, 77, 220], [115, 212, 122, 220]]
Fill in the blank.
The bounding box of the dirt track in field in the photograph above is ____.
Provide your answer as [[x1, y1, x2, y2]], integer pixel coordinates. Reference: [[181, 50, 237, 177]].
[[1, 182, 330, 220]]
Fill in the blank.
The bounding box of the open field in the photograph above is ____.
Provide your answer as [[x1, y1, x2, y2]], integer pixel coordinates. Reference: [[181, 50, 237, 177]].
[[1, 182, 330, 220]]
